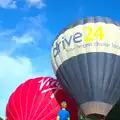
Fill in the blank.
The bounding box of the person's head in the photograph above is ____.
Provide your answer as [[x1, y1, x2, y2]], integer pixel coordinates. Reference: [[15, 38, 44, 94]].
[[61, 101, 67, 109]]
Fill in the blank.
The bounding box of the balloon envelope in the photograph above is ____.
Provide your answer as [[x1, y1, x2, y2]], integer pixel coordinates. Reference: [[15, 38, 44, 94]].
[[6, 77, 77, 120], [51, 16, 120, 118]]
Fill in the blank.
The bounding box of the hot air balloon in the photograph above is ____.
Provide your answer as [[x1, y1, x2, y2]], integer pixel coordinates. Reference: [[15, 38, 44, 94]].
[[6, 76, 77, 120], [51, 16, 120, 119]]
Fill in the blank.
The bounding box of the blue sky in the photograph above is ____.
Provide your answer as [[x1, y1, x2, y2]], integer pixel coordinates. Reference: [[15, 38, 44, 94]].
[[0, 0, 120, 119]]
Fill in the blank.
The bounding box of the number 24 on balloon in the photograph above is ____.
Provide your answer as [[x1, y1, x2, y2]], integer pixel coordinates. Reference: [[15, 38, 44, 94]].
[[83, 26, 104, 42]]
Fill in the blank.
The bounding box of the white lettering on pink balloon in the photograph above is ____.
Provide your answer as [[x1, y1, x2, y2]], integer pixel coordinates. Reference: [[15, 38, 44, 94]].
[[38, 78, 62, 98]]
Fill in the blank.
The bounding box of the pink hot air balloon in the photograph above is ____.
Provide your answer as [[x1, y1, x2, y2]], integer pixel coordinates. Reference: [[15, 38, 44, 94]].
[[6, 76, 78, 120]]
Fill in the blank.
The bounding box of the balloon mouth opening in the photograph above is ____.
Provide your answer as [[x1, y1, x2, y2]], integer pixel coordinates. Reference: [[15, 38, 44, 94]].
[[80, 101, 112, 117], [87, 114, 105, 119]]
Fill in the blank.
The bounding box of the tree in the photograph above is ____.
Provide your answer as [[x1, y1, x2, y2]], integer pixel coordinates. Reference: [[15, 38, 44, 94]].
[[105, 99, 120, 120], [0, 117, 3, 120]]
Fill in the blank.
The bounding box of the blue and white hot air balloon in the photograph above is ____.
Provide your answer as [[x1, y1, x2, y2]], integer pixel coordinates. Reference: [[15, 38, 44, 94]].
[[51, 16, 120, 119]]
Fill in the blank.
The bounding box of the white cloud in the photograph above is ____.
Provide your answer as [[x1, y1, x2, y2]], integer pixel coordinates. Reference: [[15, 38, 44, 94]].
[[0, 0, 17, 9], [0, 14, 54, 55], [0, 0, 46, 9], [26, 0, 46, 9], [12, 33, 34, 44], [0, 54, 36, 93]]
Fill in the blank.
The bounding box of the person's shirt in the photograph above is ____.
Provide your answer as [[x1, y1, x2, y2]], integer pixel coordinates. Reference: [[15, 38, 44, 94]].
[[57, 109, 70, 120]]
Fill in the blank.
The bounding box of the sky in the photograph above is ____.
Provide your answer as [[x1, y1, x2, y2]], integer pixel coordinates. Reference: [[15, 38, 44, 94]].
[[0, 0, 120, 119]]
